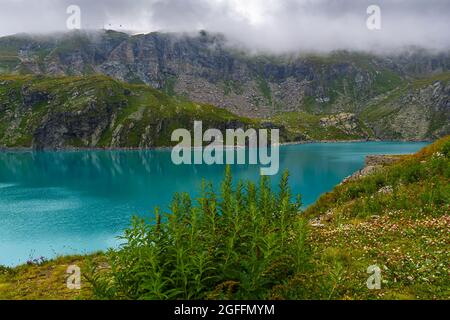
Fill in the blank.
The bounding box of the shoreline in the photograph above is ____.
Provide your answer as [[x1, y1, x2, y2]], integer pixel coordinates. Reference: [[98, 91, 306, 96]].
[[0, 140, 433, 268], [0, 138, 433, 152], [0, 151, 425, 269]]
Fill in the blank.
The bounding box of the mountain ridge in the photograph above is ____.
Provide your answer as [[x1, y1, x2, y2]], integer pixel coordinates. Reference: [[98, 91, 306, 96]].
[[0, 30, 449, 143]]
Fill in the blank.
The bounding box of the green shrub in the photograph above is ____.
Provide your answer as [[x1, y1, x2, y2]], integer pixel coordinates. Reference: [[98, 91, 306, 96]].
[[0, 265, 13, 275], [87, 167, 309, 300], [441, 140, 450, 158], [402, 162, 421, 183]]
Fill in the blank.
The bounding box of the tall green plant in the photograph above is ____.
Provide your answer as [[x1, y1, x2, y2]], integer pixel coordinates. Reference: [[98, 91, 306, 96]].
[[87, 167, 309, 300]]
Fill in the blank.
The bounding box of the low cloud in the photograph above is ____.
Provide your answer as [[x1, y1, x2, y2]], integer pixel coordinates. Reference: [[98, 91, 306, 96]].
[[0, 0, 449, 53]]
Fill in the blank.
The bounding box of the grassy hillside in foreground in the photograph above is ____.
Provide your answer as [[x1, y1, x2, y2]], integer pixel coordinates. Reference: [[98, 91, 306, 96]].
[[0, 137, 448, 300], [0, 75, 258, 149], [304, 136, 450, 299]]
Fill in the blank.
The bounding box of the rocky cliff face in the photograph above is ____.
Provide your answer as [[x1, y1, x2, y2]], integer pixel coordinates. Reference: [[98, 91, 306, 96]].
[[0, 30, 449, 141], [361, 73, 450, 140], [0, 75, 261, 150]]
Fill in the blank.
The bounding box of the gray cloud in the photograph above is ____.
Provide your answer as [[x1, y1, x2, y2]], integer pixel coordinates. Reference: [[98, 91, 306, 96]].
[[0, 0, 449, 53]]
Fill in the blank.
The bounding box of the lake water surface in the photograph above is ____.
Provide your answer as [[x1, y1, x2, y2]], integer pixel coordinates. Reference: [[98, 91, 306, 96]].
[[0, 142, 428, 266]]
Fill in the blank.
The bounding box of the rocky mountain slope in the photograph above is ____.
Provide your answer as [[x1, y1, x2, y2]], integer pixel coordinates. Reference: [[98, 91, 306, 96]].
[[0, 75, 257, 149], [361, 73, 450, 140], [0, 74, 383, 150], [0, 30, 449, 141]]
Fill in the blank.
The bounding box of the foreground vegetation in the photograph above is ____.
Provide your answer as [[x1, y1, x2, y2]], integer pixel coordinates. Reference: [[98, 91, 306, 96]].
[[0, 136, 448, 300], [304, 135, 450, 299], [0, 255, 100, 300], [87, 167, 308, 299]]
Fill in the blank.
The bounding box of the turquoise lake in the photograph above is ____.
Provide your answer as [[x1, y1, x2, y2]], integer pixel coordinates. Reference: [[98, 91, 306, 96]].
[[0, 142, 428, 266]]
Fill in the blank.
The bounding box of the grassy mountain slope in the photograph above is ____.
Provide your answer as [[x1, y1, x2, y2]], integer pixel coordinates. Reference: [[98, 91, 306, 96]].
[[360, 72, 450, 140], [304, 136, 449, 299], [0, 136, 448, 300], [268, 72, 449, 141], [0, 74, 257, 149]]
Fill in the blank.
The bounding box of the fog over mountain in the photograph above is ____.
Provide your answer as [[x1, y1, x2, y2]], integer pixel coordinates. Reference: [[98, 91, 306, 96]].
[[0, 0, 449, 53]]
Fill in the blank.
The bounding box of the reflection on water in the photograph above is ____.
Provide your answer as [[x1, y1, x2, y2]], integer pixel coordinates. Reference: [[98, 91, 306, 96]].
[[0, 141, 428, 266]]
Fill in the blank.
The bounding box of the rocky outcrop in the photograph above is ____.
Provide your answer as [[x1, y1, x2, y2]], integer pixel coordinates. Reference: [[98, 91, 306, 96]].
[[341, 155, 403, 184], [341, 165, 381, 184], [365, 155, 403, 166], [363, 79, 450, 140], [0, 75, 258, 150], [319, 113, 361, 135], [32, 104, 115, 149]]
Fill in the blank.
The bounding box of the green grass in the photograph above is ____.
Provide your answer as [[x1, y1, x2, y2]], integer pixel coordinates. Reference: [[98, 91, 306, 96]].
[[162, 76, 177, 97], [303, 136, 450, 299], [0, 254, 104, 300], [256, 77, 273, 104], [308, 136, 450, 219], [0, 55, 20, 73], [412, 72, 450, 89]]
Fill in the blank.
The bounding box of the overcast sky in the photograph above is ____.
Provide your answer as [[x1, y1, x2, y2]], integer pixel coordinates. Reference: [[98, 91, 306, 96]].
[[0, 0, 449, 53]]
